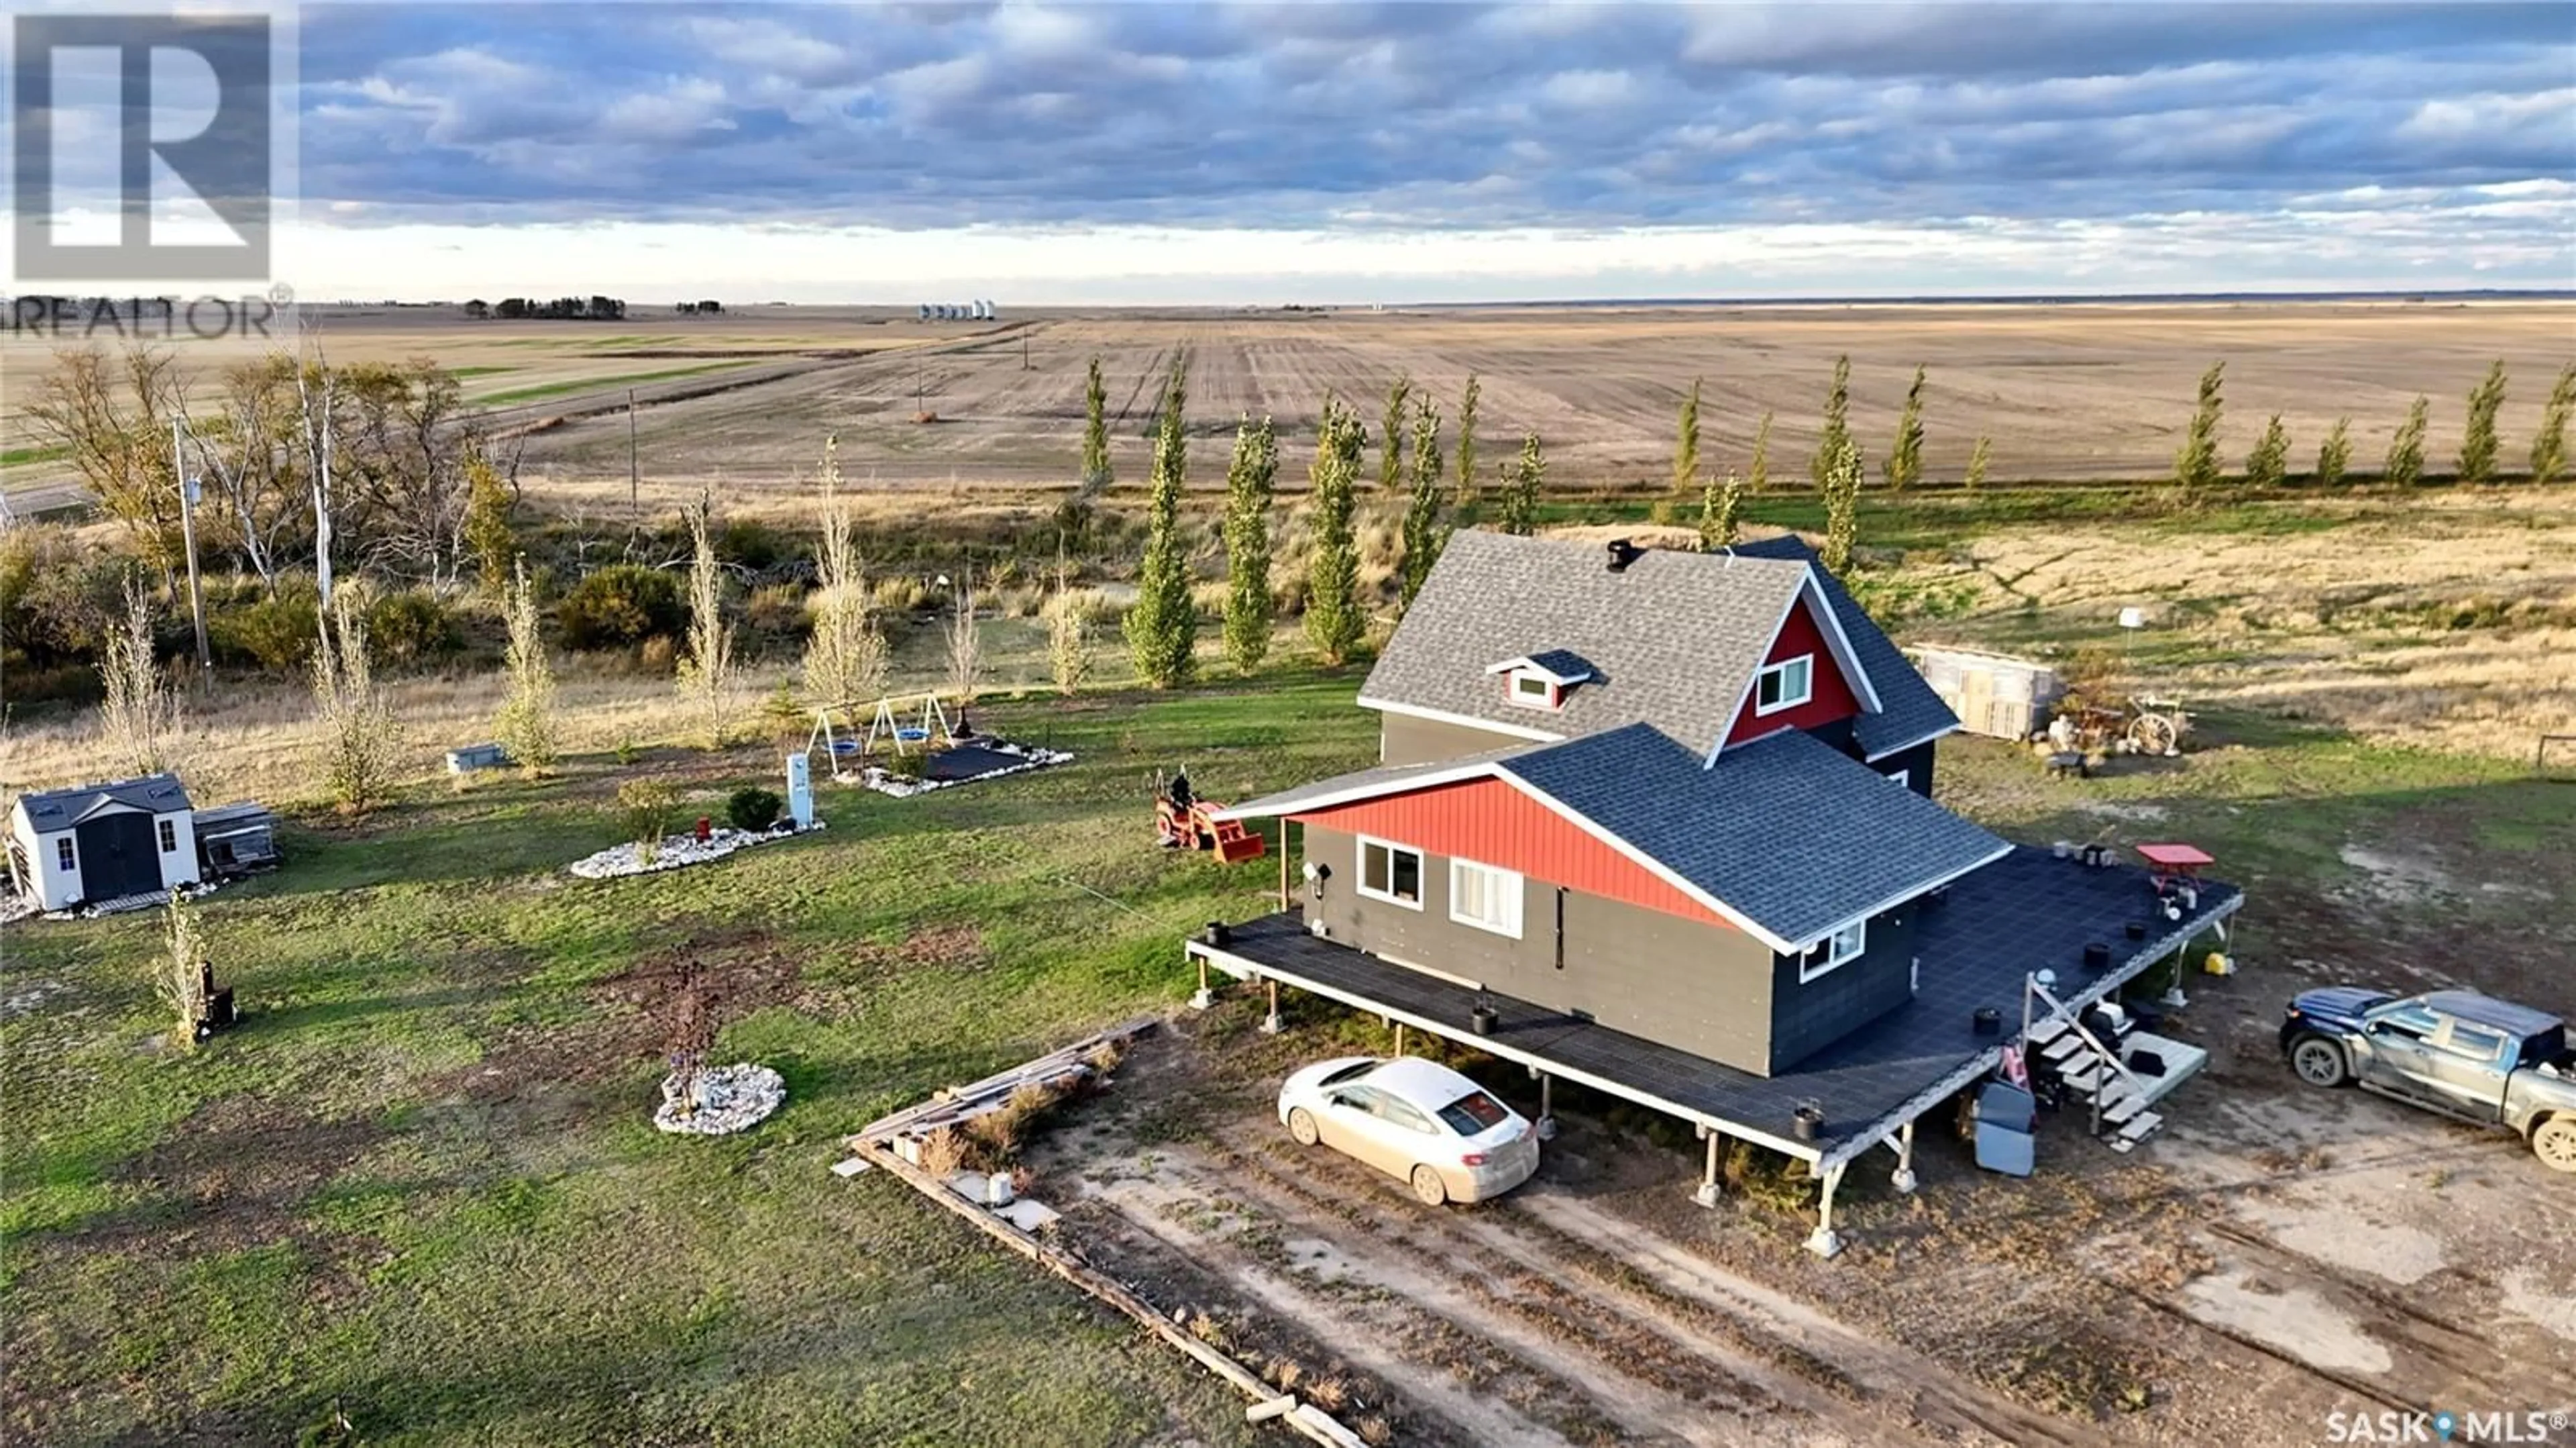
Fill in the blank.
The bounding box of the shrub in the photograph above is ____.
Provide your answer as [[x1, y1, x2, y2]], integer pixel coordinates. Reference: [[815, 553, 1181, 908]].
[[557, 564, 682, 650], [1, 524, 126, 666], [727, 786, 784, 832], [637, 634, 679, 676], [617, 777, 680, 862], [744, 582, 810, 640], [213, 580, 324, 672], [717, 517, 793, 573], [366, 588, 464, 669]]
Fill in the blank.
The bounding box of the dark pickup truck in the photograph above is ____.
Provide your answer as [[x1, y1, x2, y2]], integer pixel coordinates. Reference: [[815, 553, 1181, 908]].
[[2282, 987, 2576, 1173]]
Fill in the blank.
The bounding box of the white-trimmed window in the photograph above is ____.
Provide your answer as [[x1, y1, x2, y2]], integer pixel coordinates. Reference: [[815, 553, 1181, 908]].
[[1796, 919, 1867, 982], [158, 819, 178, 853], [55, 837, 75, 872], [1357, 836, 1424, 909], [1449, 859, 1524, 937], [1507, 671, 1560, 711], [1756, 655, 1813, 715]]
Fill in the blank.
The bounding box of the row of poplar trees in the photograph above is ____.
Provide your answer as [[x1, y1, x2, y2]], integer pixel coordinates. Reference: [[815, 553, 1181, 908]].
[[1093, 359, 1527, 687], [2171, 358, 2576, 490]]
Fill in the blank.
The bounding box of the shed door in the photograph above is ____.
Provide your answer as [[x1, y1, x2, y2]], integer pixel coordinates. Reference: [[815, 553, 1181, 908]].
[[72, 812, 161, 900]]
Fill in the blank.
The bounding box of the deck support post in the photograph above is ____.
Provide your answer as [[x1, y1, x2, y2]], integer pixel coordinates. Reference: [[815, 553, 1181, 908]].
[[1805, 1163, 1847, 1258], [1692, 1126, 1722, 1208], [1277, 829, 1290, 912], [1259, 978, 1283, 1035], [1393, 1022, 1405, 1057], [1888, 1121, 1917, 1194], [1189, 955, 1212, 1012], [2163, 927, 2194, 1010], [1536, 1073, 1556, 1141]]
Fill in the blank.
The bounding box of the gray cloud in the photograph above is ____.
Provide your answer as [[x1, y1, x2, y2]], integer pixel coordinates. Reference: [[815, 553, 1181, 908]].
[[289, 1, 2574, 276]]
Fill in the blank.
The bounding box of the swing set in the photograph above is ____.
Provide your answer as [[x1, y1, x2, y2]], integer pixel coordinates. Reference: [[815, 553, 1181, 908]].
[[807, 692, 963, 778]]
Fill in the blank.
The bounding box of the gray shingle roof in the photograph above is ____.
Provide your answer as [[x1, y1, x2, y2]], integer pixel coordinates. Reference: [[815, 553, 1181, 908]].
[[12, 773, 193, 830], [1726, 534, 1958, 759], [1498, 725, 2010, 948], [1225, 741, 1540, 819], [1224, 721, 2008, 951], [1362, 531, 1829, 758], [1512, 648, 1596, 680]]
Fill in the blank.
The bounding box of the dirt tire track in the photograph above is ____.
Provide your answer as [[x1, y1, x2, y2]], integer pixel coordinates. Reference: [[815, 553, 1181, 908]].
[[1501, 1191, 2104, 1448], [1102, 1137, 1811, 1445]]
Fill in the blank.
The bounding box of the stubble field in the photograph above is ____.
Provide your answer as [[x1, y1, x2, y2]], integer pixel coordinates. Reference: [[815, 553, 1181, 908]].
[[7, 301, 2571, 515]]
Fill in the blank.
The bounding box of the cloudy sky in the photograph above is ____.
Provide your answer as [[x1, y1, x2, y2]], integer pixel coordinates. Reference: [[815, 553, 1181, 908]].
[[217, 3, 2576, 300]]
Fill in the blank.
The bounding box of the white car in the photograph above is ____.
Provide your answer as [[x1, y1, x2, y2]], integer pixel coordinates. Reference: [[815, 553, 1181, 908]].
[[1277, 1055, 1541, 1205]]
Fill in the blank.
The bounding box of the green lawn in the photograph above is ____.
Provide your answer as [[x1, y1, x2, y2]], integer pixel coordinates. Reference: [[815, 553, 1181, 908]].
[[9, 655, 2567, 1447], [0, 674, 1375, 1447]]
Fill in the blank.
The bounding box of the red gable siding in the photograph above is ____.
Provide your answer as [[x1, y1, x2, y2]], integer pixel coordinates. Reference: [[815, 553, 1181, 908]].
[[1723, 591, 1862, 749], [1289, 777, 1733, 931]]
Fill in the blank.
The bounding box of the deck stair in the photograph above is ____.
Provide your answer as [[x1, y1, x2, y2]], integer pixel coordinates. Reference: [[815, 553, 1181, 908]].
[[2025, 987, 2209, 1153]]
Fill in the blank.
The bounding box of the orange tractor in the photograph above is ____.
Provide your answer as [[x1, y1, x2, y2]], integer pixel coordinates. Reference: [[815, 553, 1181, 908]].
[[1155, 770, 1267, 864]]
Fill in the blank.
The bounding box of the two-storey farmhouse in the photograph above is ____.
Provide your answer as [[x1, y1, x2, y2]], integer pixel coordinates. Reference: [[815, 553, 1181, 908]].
[[1185, 532, 2243, 1254]]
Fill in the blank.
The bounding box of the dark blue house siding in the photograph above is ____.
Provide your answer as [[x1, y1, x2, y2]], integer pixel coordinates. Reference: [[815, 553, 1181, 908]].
[[1766, 904, 1922, 1074], [1870, 737, 1939, 799]]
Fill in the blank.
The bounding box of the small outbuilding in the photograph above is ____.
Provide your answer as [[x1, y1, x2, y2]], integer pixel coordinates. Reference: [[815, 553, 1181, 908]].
[[192, 800, 283, 878], [8, 774, 200, 911], [1909, 647, 2066, 741]]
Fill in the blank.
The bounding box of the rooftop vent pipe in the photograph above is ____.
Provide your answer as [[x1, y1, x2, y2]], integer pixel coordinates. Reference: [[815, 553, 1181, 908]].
[[1605, 538, 1642, 573]]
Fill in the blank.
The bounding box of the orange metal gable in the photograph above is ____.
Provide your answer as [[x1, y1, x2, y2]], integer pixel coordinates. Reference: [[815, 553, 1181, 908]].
[[1289, 777, 1735, 931], [1723, 592, 1863, 749]]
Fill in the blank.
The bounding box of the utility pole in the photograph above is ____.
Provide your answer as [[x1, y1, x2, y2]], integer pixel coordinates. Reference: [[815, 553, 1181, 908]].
[[171, 417, 209, 671], [627, 386, 640, 528]]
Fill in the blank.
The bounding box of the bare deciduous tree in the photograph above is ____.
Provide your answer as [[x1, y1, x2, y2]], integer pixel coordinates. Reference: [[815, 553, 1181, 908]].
[[945, 572, 983, 705], [676, 492, 739, 750], [802, 438, 888, 713], [494, 560, 559, 778], [311, 588, 403, 813], [98, 576, 179, 778], [155, 892, 211, 1051]]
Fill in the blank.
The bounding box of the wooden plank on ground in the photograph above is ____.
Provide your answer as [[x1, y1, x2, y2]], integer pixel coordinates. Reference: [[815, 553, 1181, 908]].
[[857, 1132, 1361, 1447]]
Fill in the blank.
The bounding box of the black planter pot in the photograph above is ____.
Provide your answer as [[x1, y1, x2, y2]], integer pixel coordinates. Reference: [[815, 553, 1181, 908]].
[[1792, 1104, 1824, 1141], [1972, 1006, 2002, 1037], [2125, 921, 2148, 941], [1203, 921, 1231, 947], [2083, 942, 2112, 972], [1470, 1004, 1499, 1037]]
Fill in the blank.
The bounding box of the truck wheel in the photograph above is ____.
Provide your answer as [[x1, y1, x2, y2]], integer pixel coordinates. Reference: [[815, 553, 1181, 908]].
[[2289, 1035, 2351, 1088], [2532, 1116, 2576, 1174]]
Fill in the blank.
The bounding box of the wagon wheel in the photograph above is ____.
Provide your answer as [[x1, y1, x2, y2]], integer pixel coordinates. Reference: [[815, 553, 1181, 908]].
[[2128, 713, 2179, 757]]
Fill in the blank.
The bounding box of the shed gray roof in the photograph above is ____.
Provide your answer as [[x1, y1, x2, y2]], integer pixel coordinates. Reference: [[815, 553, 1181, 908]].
[[12, 774, 193, 831], [1727, 534, 1960, 759], [1361, 531, 1832, 758], [1498, 725, 2009, 948], [1224, 723, 2008, 951]]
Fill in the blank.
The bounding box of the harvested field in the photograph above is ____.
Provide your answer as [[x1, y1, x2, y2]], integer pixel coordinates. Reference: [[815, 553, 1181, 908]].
[[9, 301, 2571, 513]]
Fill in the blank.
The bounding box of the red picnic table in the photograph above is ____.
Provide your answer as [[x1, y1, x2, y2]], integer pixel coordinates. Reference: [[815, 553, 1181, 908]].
[[2137, 843, 2214, 904]]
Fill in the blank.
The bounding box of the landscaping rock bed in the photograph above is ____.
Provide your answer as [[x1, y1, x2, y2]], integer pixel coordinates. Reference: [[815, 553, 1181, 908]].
[[654, 1063, 786, 1135], [568, 821, 822, 880]]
